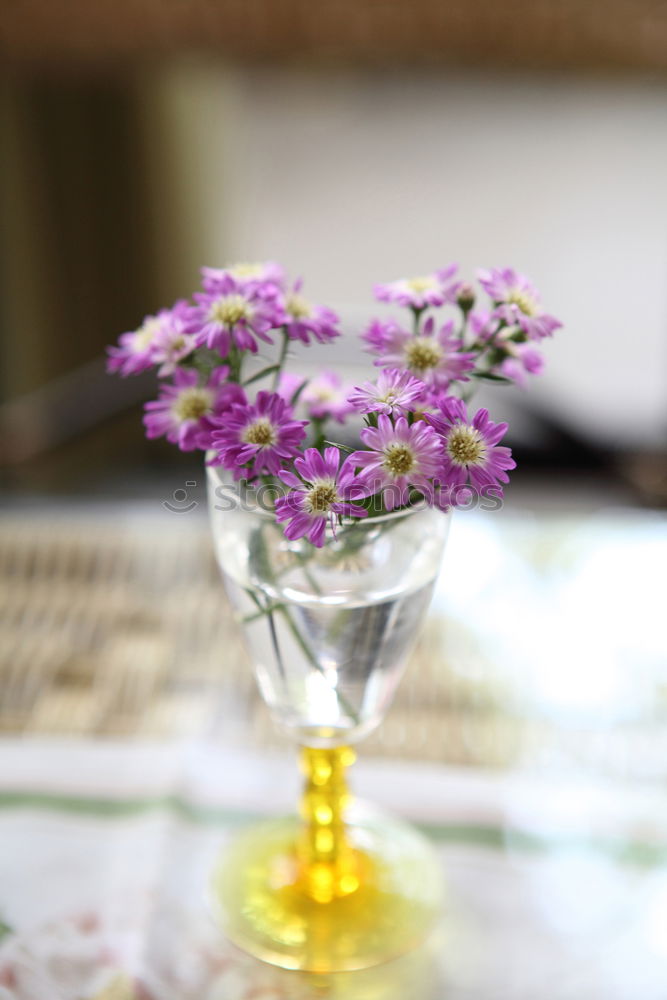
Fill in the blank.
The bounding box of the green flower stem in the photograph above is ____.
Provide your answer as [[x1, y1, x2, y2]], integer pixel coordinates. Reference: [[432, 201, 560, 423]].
[[241, 602, 286, 623], [243, 587, 360, 725], [310, 416, 326, 451], [411, 305, 424, 335], [459, 310, 470, 349], [272, 327, 290, 389], [299, 562, 322, 596], [227, 345, 243, 383], [245, 589, 286, 681], [245, 528, 360, 724], [275, 606, 361, 725]]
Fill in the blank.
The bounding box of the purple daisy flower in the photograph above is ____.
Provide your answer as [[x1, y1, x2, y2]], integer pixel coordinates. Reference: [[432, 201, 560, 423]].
[[373, 264, 458, 310], [367, 317, 475, 396], [468, 308, 501, 344], [189, 272, 284, 356], [201, 261, 286, 290], [302, 371, 354, 423], [210, 390, 307, 479], [478, 267, 562, 341], [425, 396, 516, 496], [107, 309, 172, 376], [283, 279, 341, 345], [467, 309, 545, 386], [349, 415, 443, 511], [362, 318, 410, 354], [275, 447, 369, 547], [497, 343, 545, 387], [150, 301, 197, 376], [348, 369, 427, 417], [143, 367, 241, 451]]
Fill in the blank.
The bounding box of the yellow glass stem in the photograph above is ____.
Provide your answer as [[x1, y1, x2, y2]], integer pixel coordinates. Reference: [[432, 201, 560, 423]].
[[298, 745, 363, 903], [211, 746, 443, 971]]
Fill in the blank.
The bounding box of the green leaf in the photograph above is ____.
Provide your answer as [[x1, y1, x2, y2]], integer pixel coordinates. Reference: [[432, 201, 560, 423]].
[[289, 379, 310, 407], [243, 364, 281, 387], [193, 347, 224, 369], [471, 371, 513, 384], [323, 440, 354, 453]]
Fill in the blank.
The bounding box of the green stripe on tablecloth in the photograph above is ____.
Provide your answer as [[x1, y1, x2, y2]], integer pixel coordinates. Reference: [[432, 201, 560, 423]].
[[0, 789, 665, 867], [0, 790, 252, 825]]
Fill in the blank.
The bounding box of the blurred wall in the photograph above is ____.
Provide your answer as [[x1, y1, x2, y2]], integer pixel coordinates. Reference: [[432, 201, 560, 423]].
[[143, 64, 667, 449], [2, 61, 666, 462], [0, 78, 161, 401]]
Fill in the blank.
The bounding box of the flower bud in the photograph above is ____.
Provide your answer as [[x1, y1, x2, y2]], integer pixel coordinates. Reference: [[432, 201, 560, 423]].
[[456, 283, 476, 312]]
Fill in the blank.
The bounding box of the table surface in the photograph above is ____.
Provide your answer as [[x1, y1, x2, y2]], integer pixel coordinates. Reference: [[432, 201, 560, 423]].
[[1, 501, 666, 998], [1, 741, 667, 1000]]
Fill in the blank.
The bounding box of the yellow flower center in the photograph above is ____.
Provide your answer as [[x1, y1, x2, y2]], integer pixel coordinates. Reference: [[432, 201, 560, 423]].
[[377, 388, 398, 404], [447, 426, 486, 466], [311, 385, 336, 403], [133, 317, 162, 352], [382, 443, 415, 477], [172, 388, 213, 422], [404, 338, 442, 373], [230, 262, 264, 278], [507, 289, 537, 316], [286, 293, 312, 320], [209, 294, 252, 327], [406, 276, 436, 293], [306, 481, 339, 513], [242, 418, 276, 447]]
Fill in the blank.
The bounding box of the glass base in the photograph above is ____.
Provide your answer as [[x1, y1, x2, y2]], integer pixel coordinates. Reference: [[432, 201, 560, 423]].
[[210, 803, 443, 973]]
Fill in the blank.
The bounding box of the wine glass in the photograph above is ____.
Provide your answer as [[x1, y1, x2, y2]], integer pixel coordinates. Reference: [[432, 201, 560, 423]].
[[207, 466, 451, 972]]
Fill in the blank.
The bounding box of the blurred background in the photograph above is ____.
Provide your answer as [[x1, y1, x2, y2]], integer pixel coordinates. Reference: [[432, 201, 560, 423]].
[[1, 5, 667, 996], [2, 0, 667, 783], [1, 0, 667, 786], [2, 0, 667, 502]]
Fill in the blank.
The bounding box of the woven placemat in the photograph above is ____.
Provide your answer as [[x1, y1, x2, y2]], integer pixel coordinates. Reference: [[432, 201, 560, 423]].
[[4, 505, 663, 774], [0, 507, 515, 764]]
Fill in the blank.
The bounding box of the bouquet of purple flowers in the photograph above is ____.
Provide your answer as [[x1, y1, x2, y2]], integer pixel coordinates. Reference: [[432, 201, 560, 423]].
[[108, 262, 561, 546]]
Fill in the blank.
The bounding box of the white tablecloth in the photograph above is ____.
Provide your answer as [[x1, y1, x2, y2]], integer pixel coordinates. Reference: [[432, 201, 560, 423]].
[[1, 740, 667, 999]]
